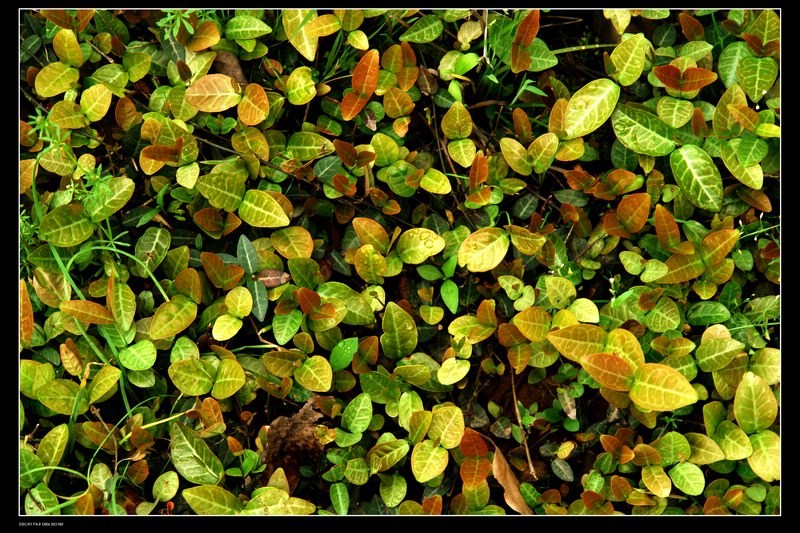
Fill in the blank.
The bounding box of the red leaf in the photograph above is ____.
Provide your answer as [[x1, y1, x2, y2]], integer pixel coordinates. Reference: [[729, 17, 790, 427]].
[[655, 204, 682, 251], [460, 427, 489, 457], [298, 287, 321, 314], [333, 139, 358, 167], [193, 207, 224, 238], [679, 12, 704, 41], [653, 65, 717, 91]]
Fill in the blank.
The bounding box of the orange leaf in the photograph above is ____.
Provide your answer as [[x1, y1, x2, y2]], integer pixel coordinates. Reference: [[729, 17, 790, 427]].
[[223, 211, 242, 237], [310, 302, 338, 321], [174, 268, 202, 304], [460, 456, 492, 489], [507, 343, 532, 372], [421, 495, 442, 515], [659, 250, 706, 283], [691, 107, 709, 137], [735, 187, 772, 212], [582, 353, 634, 392], [511, 10, 540, 73], [741, 34, 780, 57], [114, 97, 142, 132], [548, 98, 568, 138], [333, 173, 357, 196], [351, 49, 379, 96], [468, 151, 488, 191], [200, 251, 244, 290], [700, 229, 739, 267], [610, 475, 633, 501], [193, 207, 224, 238], [602, 210, 631, 239], [383, 87, 414, 119], [564, 166, 596, 191], [238, 83, 269, 126], [605, 169, 637, 196], [727, 105, 759, 132], [60, 300, 115, 324], [340, 91, 369, 122], [185, 20, 221, 52], [497, 323, 527, 347], [616, 192, 651, 234], [41, 9, 73, 28], [513, 108, 533, 144], [20, 279, 33, 347]]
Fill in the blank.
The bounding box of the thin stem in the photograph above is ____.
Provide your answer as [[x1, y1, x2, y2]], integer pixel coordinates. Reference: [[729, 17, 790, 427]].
[[510, 374, 538, 481], [550, 43, 617, 55]]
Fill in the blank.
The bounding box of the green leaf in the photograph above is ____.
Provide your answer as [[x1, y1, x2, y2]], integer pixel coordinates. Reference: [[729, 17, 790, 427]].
[[36, 423, 69, 481], [668, 462, 705, 496], [629, 363, 699, 411], [684, 432, 726, 465], [183, 485, 242, 515], [368, 442, 410, 474], [720, 140, 763, 189], [669, 145, 723, 212], [747, 430, 780, 482], [380, 302, 418, 359], [294, 355, 333, 392], [212, 358, 246, 399], [238, 189, 291, 228], [420, 168, 452, 194], [237, 234, 260, 275], [686, 301, 731, 326], [153, 471, 180, 503], [563, 78, 620, 140], [713, 420, 753, 460], [225, 14, 272, 40], [717, 41, 752, 88], [399, 14, 444, 43], [196, 172, 246, 212], [610, 33, 649, 86], [330, 337, 359, 372], [695, 337, 745, 373], [529, 132, 558, 174], [287, 131, 335, 162], [282, 9, 319, 62], [396, 228, 445, 265], [656, 97, 694, 128], [343, 392, 372, 433], [441, 279, 459, 314], [641, 465, 671, 498], [38, 203, 96, 247], [286, 66, 317, 106], [35, 61, 79, 98], [330, 482, 349, 515], [437, 358, 470, 386], [545, 276, 576, 309], [150, 295, 198, 340], [169, 422, 225, 485], [273, 308, 303, 345], [644, 297, 680, 333], [428, 405, 465, 449], [458, 228, 509, 273], [317, 282, 375, 326], [410, 439, 448, 483], [20, 449, 45, 490], [80, 84, 113, 122], [500, 137, 533, 176], [611, 104, 676, 156], [84, 177, 135, 223], [119, 339, 157, 371], [89, 365, 121, 404], [736, 56, 778, 103], [168, 357, 215, 396], [441, 101, 472, 139], [447, 138, 476, 168], [36, 379, 89, 416], [734, 372, 778, 434], [652, 431, 692, 466]]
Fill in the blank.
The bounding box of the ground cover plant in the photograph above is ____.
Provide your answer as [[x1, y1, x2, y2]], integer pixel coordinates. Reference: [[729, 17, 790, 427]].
[[19, 8, 780, 516]]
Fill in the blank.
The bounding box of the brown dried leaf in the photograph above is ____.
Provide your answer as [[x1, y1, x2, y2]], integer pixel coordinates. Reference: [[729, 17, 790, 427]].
[[492, 445, 534, 514]]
